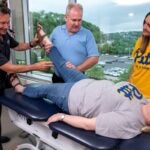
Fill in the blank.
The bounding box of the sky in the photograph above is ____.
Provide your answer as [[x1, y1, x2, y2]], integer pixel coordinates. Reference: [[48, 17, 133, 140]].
[[29, 0, 150, 33]]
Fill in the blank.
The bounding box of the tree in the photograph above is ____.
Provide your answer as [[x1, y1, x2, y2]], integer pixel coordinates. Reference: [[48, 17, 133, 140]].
[[31, 11, 102, 44]]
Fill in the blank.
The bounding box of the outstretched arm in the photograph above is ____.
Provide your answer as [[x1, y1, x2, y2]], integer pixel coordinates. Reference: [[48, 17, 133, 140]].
[[0, 61, 53, 74], [47, 113, 96, 131]]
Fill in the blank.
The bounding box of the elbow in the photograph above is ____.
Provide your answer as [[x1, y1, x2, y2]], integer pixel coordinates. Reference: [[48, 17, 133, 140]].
[[84, 124, 95, 131], [5, 70, 17, 74], [5, 67, 17, 74], [94, 56, 99, 64], [4, 67, 18, 74], [95, 58, 99, 64], [84, 118, 96, 131], [7, 70, 17, 74], [0, 63, 18, 74], [0, 68, 15, 74]]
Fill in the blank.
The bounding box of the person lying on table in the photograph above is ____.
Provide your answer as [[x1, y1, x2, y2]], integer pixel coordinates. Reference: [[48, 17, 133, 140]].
[[10, 46, 150, 140]]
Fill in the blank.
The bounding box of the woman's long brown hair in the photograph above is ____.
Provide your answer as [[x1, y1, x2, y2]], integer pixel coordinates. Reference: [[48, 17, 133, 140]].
[[139, 12, 150, 54]]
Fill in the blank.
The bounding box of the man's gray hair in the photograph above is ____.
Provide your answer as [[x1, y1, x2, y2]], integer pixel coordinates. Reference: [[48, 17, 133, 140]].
[[66, 3, 83, 15]]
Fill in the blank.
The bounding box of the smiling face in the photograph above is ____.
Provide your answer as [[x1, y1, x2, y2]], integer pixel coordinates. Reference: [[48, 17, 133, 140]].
[[65, 7, 83, 34], [142, 15, 150, 37], [0, 12, 10, 36]]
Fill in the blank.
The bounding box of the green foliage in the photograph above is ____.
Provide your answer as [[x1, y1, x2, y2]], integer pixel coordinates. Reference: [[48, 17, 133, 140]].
[[39, 50, 53, 74], [31, 11, 102, 44], [101, 31, 141, 55], [30, 51, 38, 63], [30, 11, 138, 80], [40, 49, 48, 60], [32, 11, 65, 35], [82, 21, 103, 43], [17, 60, 26, 65], [31, 11, 141, 56], [115, 65, 132, 83], [100, 43, 112, 54], [85, 65, 105, 80]]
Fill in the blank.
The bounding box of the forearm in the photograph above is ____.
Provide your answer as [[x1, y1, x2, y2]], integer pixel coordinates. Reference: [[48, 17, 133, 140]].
[[0, 61, 52, 74], [14, 42, 31, 51], [48, 113, 96, 131], [14, 38, 38, 51], [0, 63, 37, 73], [76, 56, 99, 72], [63, 114, 96, 130]]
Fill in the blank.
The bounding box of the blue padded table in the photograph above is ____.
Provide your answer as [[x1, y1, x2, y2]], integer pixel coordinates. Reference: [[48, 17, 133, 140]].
[[0, 88, 150, 150], [118, 132, 150, 150], [0, 88, 62, 121], [50, 122, 120, 150]]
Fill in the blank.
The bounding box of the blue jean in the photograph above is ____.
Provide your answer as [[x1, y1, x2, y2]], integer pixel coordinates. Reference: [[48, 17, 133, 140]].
[[23, 46, 87, 112]]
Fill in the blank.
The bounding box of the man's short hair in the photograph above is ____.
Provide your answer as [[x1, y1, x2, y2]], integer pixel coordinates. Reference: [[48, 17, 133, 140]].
[[0, 3, 11, 15], [66, 3, 83, 15]]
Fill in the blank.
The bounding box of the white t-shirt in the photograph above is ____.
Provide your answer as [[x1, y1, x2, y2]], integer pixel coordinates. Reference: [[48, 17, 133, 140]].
[[68, 79, 148, 139]]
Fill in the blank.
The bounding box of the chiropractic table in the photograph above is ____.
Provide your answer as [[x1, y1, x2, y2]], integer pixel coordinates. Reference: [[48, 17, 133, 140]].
[[0, 88, 150, 150]]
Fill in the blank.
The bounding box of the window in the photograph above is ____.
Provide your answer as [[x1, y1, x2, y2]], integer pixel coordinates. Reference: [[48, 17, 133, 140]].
[[28, 0, 68, 77], [8, 0, 69, 80], [9, 0, 150, 81], [77, 0, 150, 81], [9, 0, 26, 65]]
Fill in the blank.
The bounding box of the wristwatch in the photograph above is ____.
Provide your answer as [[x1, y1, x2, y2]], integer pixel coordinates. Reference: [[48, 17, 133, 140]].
[[60, 114, 65, 121]]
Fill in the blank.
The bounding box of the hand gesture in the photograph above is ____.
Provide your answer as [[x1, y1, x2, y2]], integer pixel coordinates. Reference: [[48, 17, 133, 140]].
[[47, 113, 64, 124], [34, 61, 53, 71], [65, 61, 76, 69]]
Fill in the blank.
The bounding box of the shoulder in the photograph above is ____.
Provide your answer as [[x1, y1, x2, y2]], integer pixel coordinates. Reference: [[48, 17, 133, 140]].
[[53, 25, 66, 32], [80, 26, 92, 34], [135, 36, 142, 45], [51, 25, 66, 38], [5, 32, 19, 48], [132, 36, 142, 57], [137, 36, 142, 42], [6, 31, 16, 39], [3, 32, 11, 40], [77, 27, 94, 40], [2, 33, 13, 45], [134, 36, 142, 48]]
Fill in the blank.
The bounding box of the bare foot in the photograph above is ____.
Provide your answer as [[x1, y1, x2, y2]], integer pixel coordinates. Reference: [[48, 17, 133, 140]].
[[36, 24, 52, 52], [37, 27, 52, 43]]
